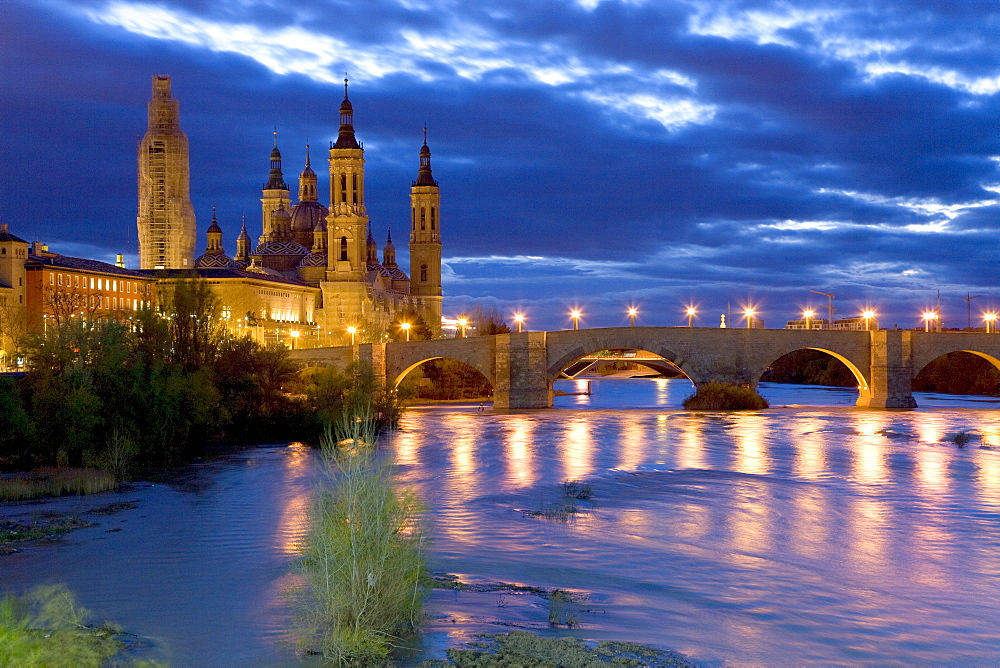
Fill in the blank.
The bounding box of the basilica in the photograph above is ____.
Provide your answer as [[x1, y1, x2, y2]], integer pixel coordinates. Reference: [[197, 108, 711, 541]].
[[137, 76, 443, 347]]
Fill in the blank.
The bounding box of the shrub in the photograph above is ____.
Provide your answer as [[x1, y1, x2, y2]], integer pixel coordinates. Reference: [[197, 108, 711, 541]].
[[0, 584, 122, 667], [683, 382, 769, 410], [297, 415, 426, 663]]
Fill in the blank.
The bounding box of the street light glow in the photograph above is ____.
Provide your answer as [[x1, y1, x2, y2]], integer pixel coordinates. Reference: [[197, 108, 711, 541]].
[[628, 307, 638, 327], [686, 306, 696, 327], [862, 309, 876, 331], [400, 321, 411, 341], [513, 313, 525, 333], [347, 325, 357, 345], [922, 311, 938, 332], [985, 312, 997, 333], [570, 309, 582, 330], [457, 316, 468, 337], [744, 307, 756, 329]]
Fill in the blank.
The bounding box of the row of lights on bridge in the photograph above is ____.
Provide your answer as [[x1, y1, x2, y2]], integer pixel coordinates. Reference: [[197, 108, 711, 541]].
[[340, 305, 1000, 345]]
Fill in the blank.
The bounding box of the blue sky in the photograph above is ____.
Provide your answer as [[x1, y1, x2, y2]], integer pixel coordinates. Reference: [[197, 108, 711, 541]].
[[3, 0, 1000, 331]]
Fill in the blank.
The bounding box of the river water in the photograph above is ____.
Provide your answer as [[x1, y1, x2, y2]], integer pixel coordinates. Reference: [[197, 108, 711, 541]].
[[3, 379, 1000, 665]]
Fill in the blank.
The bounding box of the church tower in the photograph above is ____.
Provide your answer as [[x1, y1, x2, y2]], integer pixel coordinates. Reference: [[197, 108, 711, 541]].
[[409, 129, 443, 332], [325, 79, 368, 282], [261, 132, 290, 241], [137, 75, 196, 269]]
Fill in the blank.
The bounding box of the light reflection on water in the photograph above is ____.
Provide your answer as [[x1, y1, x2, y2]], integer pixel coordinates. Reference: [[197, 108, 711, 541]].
[[398, 379, 1000, 664], [2, 380, 1000, 665]]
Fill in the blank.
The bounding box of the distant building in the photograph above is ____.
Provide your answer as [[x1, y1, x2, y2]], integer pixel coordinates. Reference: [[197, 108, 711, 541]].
[[785, 317, 879, 331], [0, 223, 29, 368]]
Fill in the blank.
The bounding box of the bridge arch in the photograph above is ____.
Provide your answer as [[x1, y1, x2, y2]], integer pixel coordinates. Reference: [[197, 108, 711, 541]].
[[759, 346, 871, 402], [390, 355, 495, 393], [547, 343, 703, 386]]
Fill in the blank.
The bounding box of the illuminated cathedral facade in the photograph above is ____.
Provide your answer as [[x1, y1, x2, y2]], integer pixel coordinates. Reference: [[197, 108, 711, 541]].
[[137, 76, 443, 346]]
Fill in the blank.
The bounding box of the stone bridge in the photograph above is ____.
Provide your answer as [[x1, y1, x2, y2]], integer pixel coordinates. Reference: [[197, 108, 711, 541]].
[[290, 327, 1000, 409]]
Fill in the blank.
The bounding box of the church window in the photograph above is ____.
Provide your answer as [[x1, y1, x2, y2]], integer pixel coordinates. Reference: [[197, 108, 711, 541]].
[[420, 208, 426, 230], [352, 175, 358, 203], [340, 175, 347, 203], [420, 264, 427, 282], [340, 236, 348, 261], [431, 207, 436, 230], [412, 207, 416, 230]]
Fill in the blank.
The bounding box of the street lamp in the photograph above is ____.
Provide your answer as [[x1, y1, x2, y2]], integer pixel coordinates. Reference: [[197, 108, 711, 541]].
[[985, 313, 997, 334], [570, 309, 582, 330], [628, 307, 638, 327], [347, 325, 357, 345], [457, 316, 468, 338], [803, 309, 814, 331], [513, 313, 525, 333], [922, 311, 937, 332], [290, 329, 300, 349], [861, 310, 876, 331], [744, 307, 756, 329], [400, 321, 411, 341], [686, 306, 697, 327]]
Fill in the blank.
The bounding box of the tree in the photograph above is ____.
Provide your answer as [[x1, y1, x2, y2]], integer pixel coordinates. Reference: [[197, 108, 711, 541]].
[[158, 278, 224, 369], [467, 302, 510, 336]]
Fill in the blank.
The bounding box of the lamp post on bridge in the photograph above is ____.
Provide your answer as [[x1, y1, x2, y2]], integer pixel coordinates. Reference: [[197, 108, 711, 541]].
[[347, 326, 357, 345], [803, 309, 814, 331], [686, 306, 696, 327], [628, 307, 638, 327], [862, 310, 876, 331], [922, 311, 938, 332], [744, 307, 756, 329], [984, 313, 997, 334], [400, 321, 411, 341], [570, 309, 582, 330], [513, 313, 524, 333]]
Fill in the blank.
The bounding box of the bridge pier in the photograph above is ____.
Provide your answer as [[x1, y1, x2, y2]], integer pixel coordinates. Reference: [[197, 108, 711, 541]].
[[355, 342, 387, 381], [857, 330, 916, 409], [493, 332, 551, 409]]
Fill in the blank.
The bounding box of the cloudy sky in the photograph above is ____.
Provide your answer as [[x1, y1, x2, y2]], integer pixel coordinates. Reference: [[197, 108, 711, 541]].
[[4, 0, 1000, 331]]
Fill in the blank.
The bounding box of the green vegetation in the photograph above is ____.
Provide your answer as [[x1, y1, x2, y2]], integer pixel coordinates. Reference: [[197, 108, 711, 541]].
[[0, 585, 122, 667], [426, 630, 695, 667], [1, 279, 310, 472], [407, 359, 493, 401], [298, 361, 407, 439], [683, 382, 769, 410], [296, 417, 426, 664]]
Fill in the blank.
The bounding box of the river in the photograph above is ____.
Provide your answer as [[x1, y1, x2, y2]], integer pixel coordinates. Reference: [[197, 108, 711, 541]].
[[3, 379, 1000, 665]]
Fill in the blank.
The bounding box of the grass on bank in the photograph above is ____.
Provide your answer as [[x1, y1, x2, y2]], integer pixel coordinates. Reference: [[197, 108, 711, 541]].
[[0, 468, 117, 501], [683, 382, 769, 410], [0, 584, 122, 668], [296, 414, 426, 664]]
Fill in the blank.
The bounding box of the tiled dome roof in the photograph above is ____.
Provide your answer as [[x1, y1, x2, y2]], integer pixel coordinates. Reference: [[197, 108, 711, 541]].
[[253, 240, 308, 256], [195, 253, 236, 269], [298, 251, 327, 268], [290, 201, 328, 231]]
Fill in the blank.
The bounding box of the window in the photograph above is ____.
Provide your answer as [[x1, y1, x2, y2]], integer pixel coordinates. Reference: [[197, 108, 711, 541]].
[[352, 174, 358, 203], [74, 275, 79, 288], [420, 264, 427, 282], [49, 274, 54, 286], [340, 175, 347, 202], [430, 207, 436, 230], [420, 208, 426, 230], [340, 236, 348, 261], [58, 274, 62, 286], [90, 278, 94, 289]]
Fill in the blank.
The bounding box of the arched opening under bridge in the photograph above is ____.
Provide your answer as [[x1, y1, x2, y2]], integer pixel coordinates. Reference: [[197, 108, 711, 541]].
[[759, 347, 868, 407], [394, 357, 494, 403], [551, 348, 696, 409], [912, 350, 1000, 406]]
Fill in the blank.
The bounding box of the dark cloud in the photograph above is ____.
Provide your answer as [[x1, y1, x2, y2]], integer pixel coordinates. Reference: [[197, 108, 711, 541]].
[[3, 0, 1000, 330]]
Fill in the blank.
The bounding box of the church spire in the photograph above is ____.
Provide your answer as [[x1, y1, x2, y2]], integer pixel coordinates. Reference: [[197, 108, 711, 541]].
[[334, 77, 361, 150], [413, 126, 438, 187], [264, 131, 288, 190], [298, 144, 318, 202]]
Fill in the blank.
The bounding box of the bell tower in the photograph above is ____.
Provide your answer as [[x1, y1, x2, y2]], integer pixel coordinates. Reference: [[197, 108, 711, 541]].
[[137, 75, 196, 269], [409, 128, 443, 332], [325, 79, 368, 282]]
